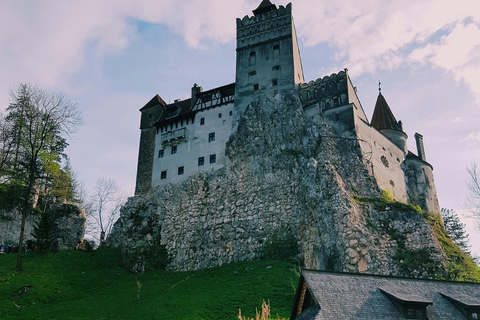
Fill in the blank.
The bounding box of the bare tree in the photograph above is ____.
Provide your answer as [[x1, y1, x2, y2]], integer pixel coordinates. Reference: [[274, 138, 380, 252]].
[[466, 161, 480, 230], [2, 83, 82, 271], [85, 178, 126, 247]]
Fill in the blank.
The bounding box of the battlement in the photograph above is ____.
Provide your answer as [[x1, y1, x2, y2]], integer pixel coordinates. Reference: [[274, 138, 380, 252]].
[[299, 70, 349, 108], [236, 3, 292, 49], [236, 3, 291, 28]]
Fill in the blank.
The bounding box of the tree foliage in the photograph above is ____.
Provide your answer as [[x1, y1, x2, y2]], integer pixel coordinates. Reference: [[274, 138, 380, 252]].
[[441, 208, 470, 253], [0, 83, 82, 271]]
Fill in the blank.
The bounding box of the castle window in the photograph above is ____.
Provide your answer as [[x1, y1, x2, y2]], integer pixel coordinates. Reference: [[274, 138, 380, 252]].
[[272, 65, 281, 71], [166, 108, 177, 119], [254, 84, 259, 90], [200, 117, 205, 125], [158, 149, 164, 158], [248, 71, 257, 79], [171, 145, 177, 154], [229, 110, 233, 116], [249, 51, 256, 66], [272, 79, 278, 86], [209, 132, 215, 142], [210, 154, 216, 164], [202, 94, 212, 103], [273, 44, 280, 59], [178, 166, 184, 175], [161, 171, 167, 179], [218, 113, 222, 118], [198, 157, 205, 166]]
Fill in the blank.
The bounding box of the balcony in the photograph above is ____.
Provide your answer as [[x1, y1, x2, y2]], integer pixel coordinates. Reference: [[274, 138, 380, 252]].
[[161, 128, 187, 146]]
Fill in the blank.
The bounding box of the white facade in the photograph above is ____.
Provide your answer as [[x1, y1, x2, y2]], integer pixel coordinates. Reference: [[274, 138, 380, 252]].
[[151, 87, 234, 187]]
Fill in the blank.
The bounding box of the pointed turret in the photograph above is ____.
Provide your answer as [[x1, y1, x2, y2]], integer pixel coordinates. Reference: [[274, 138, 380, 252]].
[[371, 87, 408, 154], [371, 93, 403, 132]]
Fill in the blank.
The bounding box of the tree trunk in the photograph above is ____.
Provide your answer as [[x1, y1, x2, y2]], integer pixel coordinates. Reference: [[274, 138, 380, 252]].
[[16, 177, 35, 271], [15, 209, 27, 271]]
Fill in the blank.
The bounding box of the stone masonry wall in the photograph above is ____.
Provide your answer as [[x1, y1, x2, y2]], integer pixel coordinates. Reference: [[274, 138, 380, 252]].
[[108, 92, 446, 276]]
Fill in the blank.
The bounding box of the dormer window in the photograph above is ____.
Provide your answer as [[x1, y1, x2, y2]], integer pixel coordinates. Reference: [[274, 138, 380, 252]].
[[441, 293, 480, 320], [166, 108, 178, 119], [379, 289, 431, 319]]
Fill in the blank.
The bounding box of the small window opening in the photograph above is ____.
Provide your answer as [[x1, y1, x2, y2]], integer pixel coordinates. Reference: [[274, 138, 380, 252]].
[[208, 132, 215, 142], [178, 166, 184, 175], [254, 84, 259, 90], [161, 171, 167, 179], [158, 149, 164, 158], [200, 117, 205, 125], [210, 154, 216, 163], [198, 157, 205, 166], [249, 51, 256, 66], [171, 145, 177, 154]]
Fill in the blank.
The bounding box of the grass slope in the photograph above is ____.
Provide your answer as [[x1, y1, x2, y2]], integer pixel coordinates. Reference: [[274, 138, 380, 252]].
[[0, 249, 298, 320]]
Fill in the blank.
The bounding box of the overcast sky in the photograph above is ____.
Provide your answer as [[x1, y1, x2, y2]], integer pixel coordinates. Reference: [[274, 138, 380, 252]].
[[0, 0, 479, 256]]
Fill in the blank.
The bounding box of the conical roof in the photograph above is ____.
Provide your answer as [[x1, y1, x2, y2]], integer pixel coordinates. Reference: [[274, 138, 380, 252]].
[[253, 0, 277, 15], [371, 93, 402, 132]]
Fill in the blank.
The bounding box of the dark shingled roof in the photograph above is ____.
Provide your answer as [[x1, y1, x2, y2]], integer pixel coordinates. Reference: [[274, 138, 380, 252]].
[[140, 94, 166, 111], [253, 0, 277, 15], [371, 93, 402, 132], [291, 270, 480, 320], [155, 98, 192, 127]]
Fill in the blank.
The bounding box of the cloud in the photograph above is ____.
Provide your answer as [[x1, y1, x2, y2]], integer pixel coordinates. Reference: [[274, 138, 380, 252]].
[[0, 0, 479, 107], [464, 130, 480, 145]]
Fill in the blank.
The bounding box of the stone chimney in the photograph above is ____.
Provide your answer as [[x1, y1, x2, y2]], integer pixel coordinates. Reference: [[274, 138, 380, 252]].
[[415, 132, 426, 161], [191, 83, 203, 107]]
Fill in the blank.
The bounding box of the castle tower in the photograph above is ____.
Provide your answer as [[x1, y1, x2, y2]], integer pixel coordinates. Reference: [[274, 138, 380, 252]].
[[371, 91, 408, 155], [233, 1, 304, 130], [135, 95, 165, 195]]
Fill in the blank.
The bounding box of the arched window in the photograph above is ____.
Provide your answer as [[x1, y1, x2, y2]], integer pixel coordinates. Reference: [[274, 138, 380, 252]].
[[249, 51, 256, 66], [273, 45, 280, 59]]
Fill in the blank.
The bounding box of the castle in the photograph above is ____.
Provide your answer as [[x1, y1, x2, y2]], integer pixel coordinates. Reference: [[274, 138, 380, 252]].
[[134, 0, 439, 214]]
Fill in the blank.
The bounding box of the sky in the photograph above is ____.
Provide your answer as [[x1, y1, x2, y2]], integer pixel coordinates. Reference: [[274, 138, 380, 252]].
[[0, 0, 479, 256]]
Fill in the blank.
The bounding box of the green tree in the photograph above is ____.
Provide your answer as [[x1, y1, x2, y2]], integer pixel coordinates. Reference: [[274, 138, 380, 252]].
[[32, 209, 55, 251], [1, 83, 82, 271], [441, 208, 470, 253]]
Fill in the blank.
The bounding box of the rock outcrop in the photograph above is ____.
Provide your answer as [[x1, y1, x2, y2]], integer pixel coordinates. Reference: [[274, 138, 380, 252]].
[[108, 92, 446, 276], [0, 201, 86, 250]]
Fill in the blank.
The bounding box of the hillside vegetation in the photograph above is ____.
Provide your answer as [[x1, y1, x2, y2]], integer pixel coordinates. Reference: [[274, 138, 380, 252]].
[[0, 249, 298, 320]]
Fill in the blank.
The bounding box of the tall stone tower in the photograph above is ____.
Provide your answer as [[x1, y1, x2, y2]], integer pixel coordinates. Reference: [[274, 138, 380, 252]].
[[233, 1, 304, 130], [135, 95, 165, 195]]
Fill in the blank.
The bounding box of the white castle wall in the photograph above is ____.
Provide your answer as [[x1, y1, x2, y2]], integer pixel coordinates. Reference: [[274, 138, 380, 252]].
[[152, 102, 233, 186]]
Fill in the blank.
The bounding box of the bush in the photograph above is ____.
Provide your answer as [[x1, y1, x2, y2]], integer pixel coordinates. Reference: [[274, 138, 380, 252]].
[[238, 301, 285, 320], [262, 228, 299, 264]]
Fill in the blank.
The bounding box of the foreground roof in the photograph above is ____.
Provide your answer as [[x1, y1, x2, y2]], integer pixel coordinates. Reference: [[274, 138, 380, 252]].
[[291, 270, 480, 320]]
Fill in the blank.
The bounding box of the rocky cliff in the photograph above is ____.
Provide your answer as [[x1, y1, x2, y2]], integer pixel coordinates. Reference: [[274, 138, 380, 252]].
[[0, 200, 86, 250], [108, 92, 447, 276]]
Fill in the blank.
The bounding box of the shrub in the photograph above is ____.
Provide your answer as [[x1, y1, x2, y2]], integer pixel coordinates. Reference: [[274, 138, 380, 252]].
[[262, 228, 299, 264], [238, 301, 285, 320]]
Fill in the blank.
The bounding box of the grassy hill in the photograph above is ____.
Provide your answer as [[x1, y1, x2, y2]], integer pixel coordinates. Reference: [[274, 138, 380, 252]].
[[0, 249, 298, 319]]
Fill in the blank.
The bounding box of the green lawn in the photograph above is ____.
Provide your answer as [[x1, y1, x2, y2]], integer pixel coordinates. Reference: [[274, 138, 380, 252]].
[[0, 249, 298, 319]]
